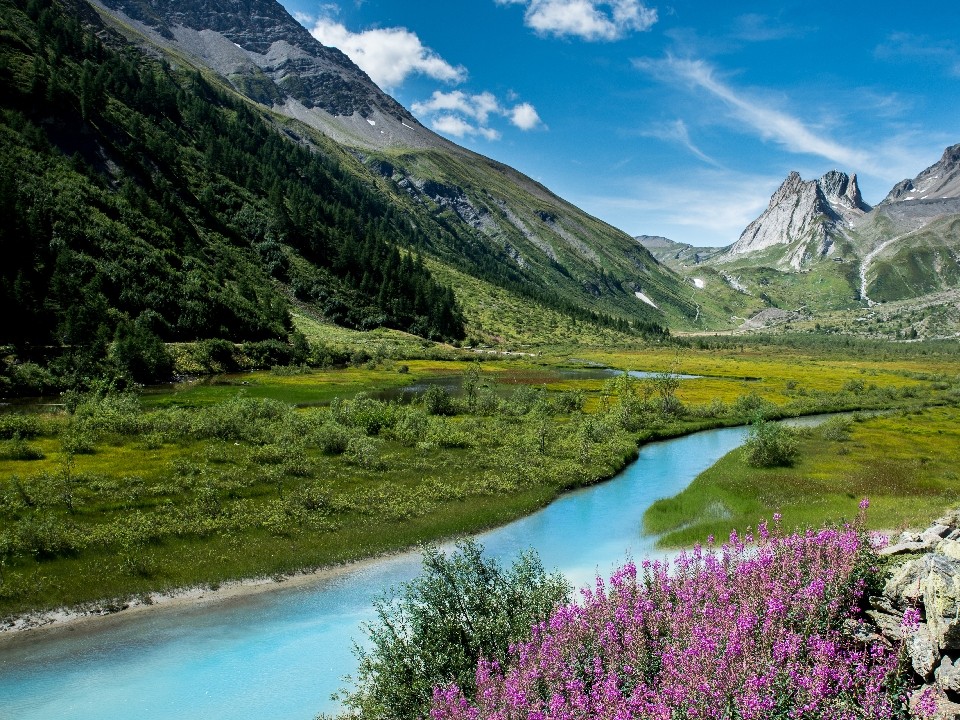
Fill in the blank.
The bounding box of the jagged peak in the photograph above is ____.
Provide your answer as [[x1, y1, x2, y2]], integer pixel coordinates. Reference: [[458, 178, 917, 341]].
[[817, 170, 870, 213], [724, 167, 868, 268], [883, 142, 960, 203]]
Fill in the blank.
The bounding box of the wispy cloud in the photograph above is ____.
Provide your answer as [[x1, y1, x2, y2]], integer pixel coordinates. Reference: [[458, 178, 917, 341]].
[[412, 90, 544, 140], [588, 169, 781, 244], [730, 13, 808, 43], [308, 17, 466, 89], [875, 32, 960, 77], [495, 0, 657, 42], [640, 119, 718, 166], [634, 56, 874, 172]]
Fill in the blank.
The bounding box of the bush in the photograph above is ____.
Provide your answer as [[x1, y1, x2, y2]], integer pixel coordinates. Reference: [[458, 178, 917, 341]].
[[110, 321, 172, 383], [431, 519, 907, 720], [421, 385, 455, 416], [342, 541, 569, 720], [0, 414, 43, 440], [311, 420, 353, 455], [743, 416, 799, 467], [0, 436, 45, 461], [344, 436, 383, 469]]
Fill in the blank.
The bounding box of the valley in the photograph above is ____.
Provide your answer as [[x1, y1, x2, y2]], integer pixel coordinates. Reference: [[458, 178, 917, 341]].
[[1, 0, 960, 718]]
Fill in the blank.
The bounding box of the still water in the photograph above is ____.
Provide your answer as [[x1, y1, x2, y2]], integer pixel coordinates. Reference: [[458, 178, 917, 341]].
[[0, 425, 750, 720]]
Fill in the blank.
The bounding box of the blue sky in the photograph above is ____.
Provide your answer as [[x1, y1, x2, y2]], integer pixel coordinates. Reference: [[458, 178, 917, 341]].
[[279, 0, 960, 247]]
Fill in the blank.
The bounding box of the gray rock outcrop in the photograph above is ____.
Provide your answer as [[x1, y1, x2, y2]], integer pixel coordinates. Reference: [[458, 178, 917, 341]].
[[871, 509, 960, 718], [724, 170, 870, 269], [883, 144, 960, 204]]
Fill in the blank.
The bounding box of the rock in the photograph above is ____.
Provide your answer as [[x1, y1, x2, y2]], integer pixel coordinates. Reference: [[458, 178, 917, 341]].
[[923, 525, 954, 544], [936, 656, 960, 695], [939, 539, 960, 562], [866, 609, 904, 642], [923, 557, 960, 650], [725, 170, 870, 269], [886, 557, 933, 604], [909, 623, 941, 679], [879, 541, 933, 557], [883, 143, 960, 204]]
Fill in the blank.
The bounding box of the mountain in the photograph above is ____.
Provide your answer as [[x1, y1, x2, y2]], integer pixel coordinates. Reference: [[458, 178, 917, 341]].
[[883, 144, 960, 203], [635, 236, 723, 269], [722, 171, 870, 269], [0, 0, 714, 393], [86, 0, 440, 151], [853, 144, 960, 305], [84, 0, 705, 330]]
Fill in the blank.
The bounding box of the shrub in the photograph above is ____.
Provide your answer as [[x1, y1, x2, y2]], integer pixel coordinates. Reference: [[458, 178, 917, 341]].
[[743, 416, 799, 468], [431, 517, 909, 720], [421, 385, 455, 416], [342, 541, 569, 720], [344, 436, 383, 469], [732, 390, 776, 419], [0, 436, 45, 461], [311, 420, 353, 455], [60, 420, 98, 455], [0, 414, 43, 440]]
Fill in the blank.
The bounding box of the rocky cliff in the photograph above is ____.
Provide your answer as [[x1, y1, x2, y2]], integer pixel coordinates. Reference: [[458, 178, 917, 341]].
[[88, 0, 442, 149], [725, 170, 870, 269], [883, 144, 960, 204]]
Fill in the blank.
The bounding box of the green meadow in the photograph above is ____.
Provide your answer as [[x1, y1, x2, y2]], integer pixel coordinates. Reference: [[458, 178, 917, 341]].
[[1, 338, 959, 617]]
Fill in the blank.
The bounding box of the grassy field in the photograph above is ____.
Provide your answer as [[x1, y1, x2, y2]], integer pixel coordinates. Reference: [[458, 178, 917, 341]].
[[644, 406, 960, 546], [1, 340, 959, 617]]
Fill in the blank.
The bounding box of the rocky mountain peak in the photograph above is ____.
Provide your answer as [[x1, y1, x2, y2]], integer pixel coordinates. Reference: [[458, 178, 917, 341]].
[[724, 169, 869, 269], [818, 170, 869, 212], [883, 143, 960, 203], [89, 0, 442, 149]]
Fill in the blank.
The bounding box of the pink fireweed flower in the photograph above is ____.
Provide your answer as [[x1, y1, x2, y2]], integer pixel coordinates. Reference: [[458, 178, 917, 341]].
[[901, 607, 922, 633], [430, 515, 910, 720]]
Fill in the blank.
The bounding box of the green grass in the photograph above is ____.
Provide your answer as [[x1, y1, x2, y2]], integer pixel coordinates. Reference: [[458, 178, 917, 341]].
[[3, 343, 960, 617], [644, 406, 960, 546]]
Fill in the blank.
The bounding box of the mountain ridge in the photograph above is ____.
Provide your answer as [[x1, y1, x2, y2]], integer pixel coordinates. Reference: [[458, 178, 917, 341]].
[[722, 170, 869, 269]]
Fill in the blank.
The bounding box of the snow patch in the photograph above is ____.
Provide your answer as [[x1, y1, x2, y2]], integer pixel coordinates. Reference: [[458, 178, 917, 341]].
[[634, 291, 658, 308], [692, 277, 705, 289]]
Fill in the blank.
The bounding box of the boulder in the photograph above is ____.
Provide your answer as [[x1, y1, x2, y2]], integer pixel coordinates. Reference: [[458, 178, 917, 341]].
[[923, 557, 960, 651], [886, 557, 933, 604], [909, 623, 941, 679], [935, 655, 960, 696], [879, 541, 933, 557]]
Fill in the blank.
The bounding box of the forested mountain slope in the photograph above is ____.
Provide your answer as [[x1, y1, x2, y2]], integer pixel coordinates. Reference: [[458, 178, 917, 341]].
[[0, 0, 714, 393]]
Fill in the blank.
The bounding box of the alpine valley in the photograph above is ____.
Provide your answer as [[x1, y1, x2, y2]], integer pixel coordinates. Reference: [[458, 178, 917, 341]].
[[639, 145, 960, 338]]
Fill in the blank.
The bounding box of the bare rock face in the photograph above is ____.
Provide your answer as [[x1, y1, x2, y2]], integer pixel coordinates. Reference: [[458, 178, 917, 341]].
[[88, 0, 442, 150], [872, 509, 960, 714], [725, 170, 870, 269], [883, 144, 960, 203]]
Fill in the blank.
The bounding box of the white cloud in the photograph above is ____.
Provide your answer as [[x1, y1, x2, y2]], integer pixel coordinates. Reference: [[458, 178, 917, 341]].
[[510, 102, 542, 130], [432, 115, 502, 141], [413, 91, 543, 140], [635, 56, 874, 172], [641, 119, 718, 166], [413, 91, 501, 124], [309, 18, 466, 89], [496, 0, 657, 41]]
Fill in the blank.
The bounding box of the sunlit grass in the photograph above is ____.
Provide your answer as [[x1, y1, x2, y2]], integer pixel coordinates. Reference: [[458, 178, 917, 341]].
[[645, 406, 960, 546]]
